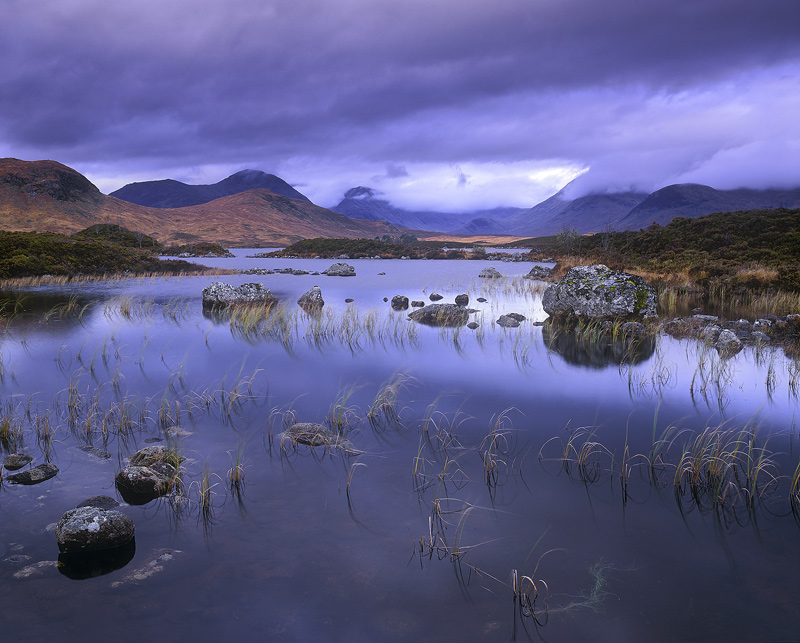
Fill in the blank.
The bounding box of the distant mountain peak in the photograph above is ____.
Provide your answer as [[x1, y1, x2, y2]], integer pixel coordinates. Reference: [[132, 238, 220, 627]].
[[344, 186, 381, 200], [110, 170, 310, 208]]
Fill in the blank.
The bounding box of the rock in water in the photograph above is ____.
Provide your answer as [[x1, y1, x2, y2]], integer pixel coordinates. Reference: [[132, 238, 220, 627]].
[[455, 294, 469, 307], [322, 263, 356, 277], [3, 453, 33, 471], [55, 506, 135, 554], [297, 285, 324, 312], [524, 265, 553, 280], [391, 295, 409, 311], [496, 315, 520, 328], [542, 264, 656, 320], [408, 304, 469, 327], [202, 282, 277, 308], [478, 267, 502, 279], [6, 463, 58, 485]]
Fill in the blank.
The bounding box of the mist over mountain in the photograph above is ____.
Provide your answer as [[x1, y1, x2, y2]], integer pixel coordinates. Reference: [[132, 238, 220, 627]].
[[110, 170, 311, 208], [332, 186, 524, 233]]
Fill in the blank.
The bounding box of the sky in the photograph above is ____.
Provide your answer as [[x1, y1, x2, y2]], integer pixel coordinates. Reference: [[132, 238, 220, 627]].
[[1, 0, 799, 212]]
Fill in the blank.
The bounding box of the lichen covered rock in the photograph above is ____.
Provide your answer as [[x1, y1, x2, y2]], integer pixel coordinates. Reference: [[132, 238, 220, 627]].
[[542, 264, 656, 320], [202, 282, 277, 308], [55, 506, 135, 554]]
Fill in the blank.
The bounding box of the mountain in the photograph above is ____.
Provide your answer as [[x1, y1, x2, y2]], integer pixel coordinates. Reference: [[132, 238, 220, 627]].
[[0, 158, 400, 246], [616, 184, 800, 230], [332, 186, 525, 233], [110, 169, 311, 207], [507, 189, 648, 237], [506, 182, 800, 237]]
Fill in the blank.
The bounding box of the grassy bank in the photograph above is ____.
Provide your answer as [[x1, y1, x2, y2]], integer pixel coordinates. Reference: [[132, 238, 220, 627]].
[[0, 226, 203, 279]]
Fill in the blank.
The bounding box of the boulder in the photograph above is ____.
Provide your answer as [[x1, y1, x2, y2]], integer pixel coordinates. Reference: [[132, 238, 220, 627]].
[[542, 264, 656, 320], [429, 293, 444, 301], [496, 315, 520, 328], [322, 263, 356, 277], [700, 324, 723, 344], [55, 506, 135, 554], [715, 329, 743, 357], [411, 300, 425, 307], [455, 293, 469, 307], [6, 463, 58, 485], [391, 295, 409, 311], [297, 285, 324, 312], [524, 265, 553, 280], [408, 304, 469, 327], [202, 282, 278, 308], [115, 466, 169, 496], [479, 267, 502, 279], [3, 453, 33, 471]]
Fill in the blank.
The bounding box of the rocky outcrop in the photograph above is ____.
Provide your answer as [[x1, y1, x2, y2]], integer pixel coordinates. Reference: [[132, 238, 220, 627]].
[[479, 267, 502, 279], [202, 282, 278, 308], [542, 264, 656, 320], [297, 285, 324, 312], [55, 506, 135, 554], [408, 304, 469, 327], [391, 295, 409, 311], [322, 263, 356, 277], [6, 463, 58, 485]]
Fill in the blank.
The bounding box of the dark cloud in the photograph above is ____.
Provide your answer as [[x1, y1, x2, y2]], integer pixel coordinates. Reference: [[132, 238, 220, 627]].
[[1, 0, 798, 207]]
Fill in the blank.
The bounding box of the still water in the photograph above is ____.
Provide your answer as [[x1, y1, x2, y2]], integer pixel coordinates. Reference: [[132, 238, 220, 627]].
[[1, 253, 799, 642]]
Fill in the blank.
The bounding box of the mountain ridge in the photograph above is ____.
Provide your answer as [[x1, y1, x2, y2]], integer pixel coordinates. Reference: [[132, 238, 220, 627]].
[[0, 159, 400, 246], [110, 169, 311, 207]]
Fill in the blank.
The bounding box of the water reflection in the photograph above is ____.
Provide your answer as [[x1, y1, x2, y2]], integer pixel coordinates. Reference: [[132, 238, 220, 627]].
[[541, 319, 656, 368], [57, 540, 136, 580]]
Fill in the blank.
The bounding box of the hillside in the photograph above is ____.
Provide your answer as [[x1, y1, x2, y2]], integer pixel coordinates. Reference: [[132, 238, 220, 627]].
[[509, 182, 800, 237], [110, 169, 311, 207], [0, 159, 401, 246]]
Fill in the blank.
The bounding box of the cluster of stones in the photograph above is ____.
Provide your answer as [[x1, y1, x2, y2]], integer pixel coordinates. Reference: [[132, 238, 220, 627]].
[[662, 313, 800, 357]]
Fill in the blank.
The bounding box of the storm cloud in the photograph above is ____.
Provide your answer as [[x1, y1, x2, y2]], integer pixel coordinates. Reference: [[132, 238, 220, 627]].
[[1, 0, 798, 210]]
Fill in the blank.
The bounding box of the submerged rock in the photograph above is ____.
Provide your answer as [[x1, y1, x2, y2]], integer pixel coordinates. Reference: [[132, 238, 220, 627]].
[[77, 445, 111, 459], [408, 304, 469, 327], [6, 463, 58, 485], [12, 560, 58, 580], [110, 549, 183, 589], [297, 285, 324, 312], [279, 423, 359, 454], [55, 506, 135, 554], [3, 453, 33, 471], [202, 282, 278, 308], [76, 495, 120, 510], [542, 264, 656, 320], [322, 262, 356, 277], [496, 315, 520, 328]]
